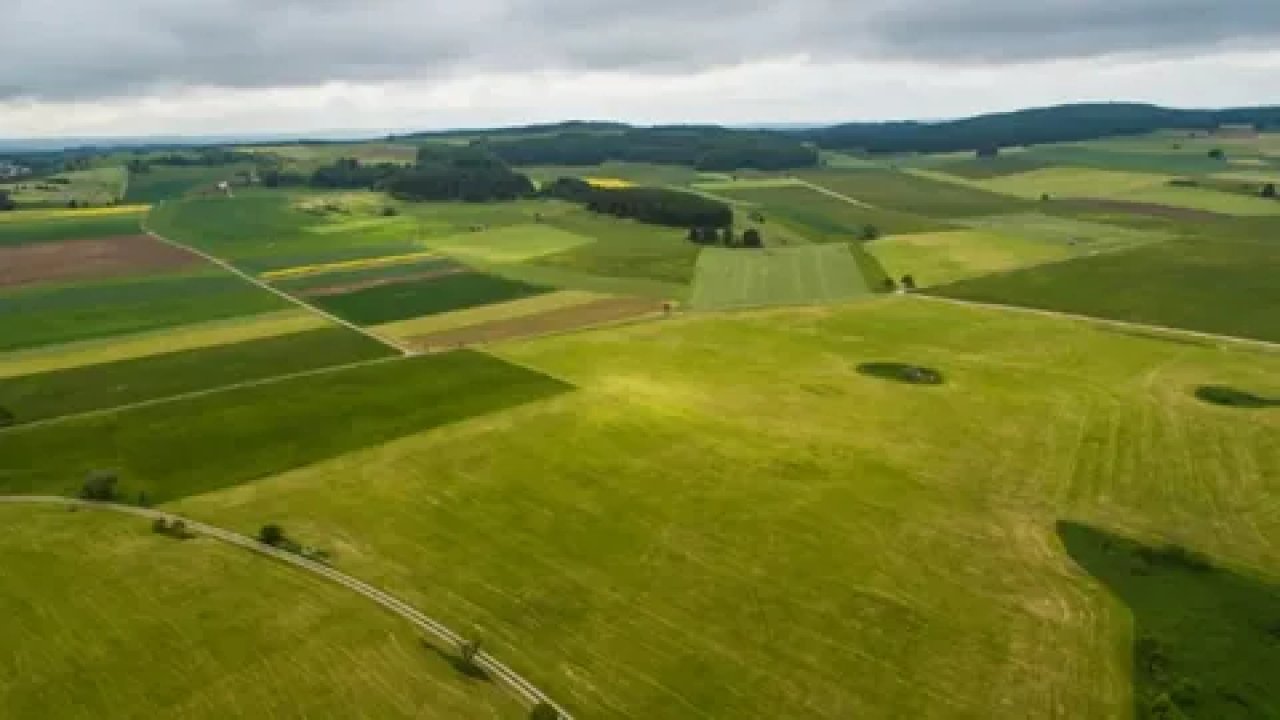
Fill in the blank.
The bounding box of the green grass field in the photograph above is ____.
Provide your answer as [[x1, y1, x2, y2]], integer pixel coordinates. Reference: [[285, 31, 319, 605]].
[[0, 351, 569, 502], [867, 230, 1076, 287], [0, 327, 393, 425], [934, 221, 1280, 342], [689, 245, 870, 309], [424, 224, 594, 263], [271, 257, 460, 294], [0, 272, 289, 352], [126, 164, 258, 203], [0, 207, 146, 248], [797, 169, 1029, 218], [311, 271, 550, 326], [0, 505, 519, 719], [156, 298, 1278, 720], [711, 184, 947, 239]]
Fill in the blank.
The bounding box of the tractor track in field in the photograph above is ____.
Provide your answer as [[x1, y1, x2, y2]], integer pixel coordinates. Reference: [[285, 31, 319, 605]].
[[142, 211, 412, 356], [911, 294, 1280, 352], [0, 495, 574, 720]]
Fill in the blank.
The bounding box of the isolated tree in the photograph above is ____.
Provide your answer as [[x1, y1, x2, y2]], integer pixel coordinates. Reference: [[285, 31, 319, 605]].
[[529, 702, 560, 720], [858, 224, 881, 242], [882, 277, 898, 293], [687, 227, 700, 243], [1208, 148, 1226, 160], [258, 524, 286, 546], [901, 275, 917, 291], [1262, 183, 1277, 199], [0, 406, 14, 427], [80, 470, 119, 502], [1040, 193, 1051, 202], [459, 637, 483, 671], [742, 228, 763, 248], [976, 145, 1000, 159]]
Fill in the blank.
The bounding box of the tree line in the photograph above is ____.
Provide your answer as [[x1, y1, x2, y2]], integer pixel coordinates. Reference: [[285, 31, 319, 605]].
[[543, 177, 733, 229], [482, 127, 819, 171], [800, 103, 1280, 154]]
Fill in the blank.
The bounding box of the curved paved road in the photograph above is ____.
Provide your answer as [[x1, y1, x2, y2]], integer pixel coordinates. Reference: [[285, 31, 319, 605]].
[[0, 496, 572, 720]]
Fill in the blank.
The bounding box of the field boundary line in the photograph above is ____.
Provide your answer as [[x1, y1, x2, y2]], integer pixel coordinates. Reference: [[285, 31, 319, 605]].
[[912, 294, 1280, 351], [0, 495, 575, 719], [142, 209, 412, 356], [0, 355, 404, 434], [794, 179, 875, 208]]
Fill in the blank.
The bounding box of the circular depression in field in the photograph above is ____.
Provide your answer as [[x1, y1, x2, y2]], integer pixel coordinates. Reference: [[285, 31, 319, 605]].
[[856, 362, 945, 386]]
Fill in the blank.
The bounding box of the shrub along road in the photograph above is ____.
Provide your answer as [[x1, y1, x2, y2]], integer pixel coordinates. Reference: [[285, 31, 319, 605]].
[[0, 495, 572, 720]]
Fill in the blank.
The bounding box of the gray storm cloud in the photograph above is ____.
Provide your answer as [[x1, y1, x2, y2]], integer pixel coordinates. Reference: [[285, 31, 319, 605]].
[[3, 0, 1278, 101]]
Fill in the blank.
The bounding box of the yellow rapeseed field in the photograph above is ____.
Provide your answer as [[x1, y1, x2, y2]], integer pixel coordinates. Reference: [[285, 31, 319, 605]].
[[0, 204, 151, 223], [261, 250, 439, 281], [584, 177, 636, 189]]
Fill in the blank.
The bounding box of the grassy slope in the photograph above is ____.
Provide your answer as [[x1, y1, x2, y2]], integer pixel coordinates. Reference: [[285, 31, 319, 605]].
[[0, 351, 569, 503], [867, 230, 1075, 288], [169, 298, 1279, 719], [127, 164, 258, 203], [0, 272, 289, 352], [0, 506, 519, 720], [689, 245, 870, 309], [933, 215, 1280, 343], [0, 327, 393, 425], [311, 272, 551, 326]]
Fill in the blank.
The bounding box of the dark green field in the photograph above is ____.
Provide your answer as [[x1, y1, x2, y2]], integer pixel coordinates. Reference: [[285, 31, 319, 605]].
[[311, 272, 550, 325], [126, 164, 258, 203], [712, 184, 946, 239], [0, 272, 288, 352], [934, 220, 1280, 342], [0, 351, 569, 503], [0, 213, 145, 248], [0, 327, 393, 425], [1061, 523, 1280, 720]]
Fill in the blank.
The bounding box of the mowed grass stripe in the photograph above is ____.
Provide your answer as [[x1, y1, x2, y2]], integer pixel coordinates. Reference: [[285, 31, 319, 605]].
[[261, 250, 442, 281], [0, 309, 329, 379], [0, 506, 519, 720], [690, 245, 869, 310], [374, 290, 611, 339], [312, 272, 552, 326], [866, 230, 1077, 288], [0, 326, 394, 425], [0, 351, 571, 502]]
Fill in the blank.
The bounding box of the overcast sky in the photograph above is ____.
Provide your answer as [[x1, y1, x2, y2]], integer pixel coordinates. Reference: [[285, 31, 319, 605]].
[[3, 0, 1279, 138]]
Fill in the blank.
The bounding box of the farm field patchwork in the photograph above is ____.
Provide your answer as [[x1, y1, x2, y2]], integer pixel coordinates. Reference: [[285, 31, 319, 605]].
[[866, 229, 1075, 287], [374, 290, 609, 339], [405, 296, 664, 351], [689, 244, 870, 309], [955, 213, 1171, 252], [166, 298, 1280, 720], [0, 506, 519, 720], [0, 206, 147, 247], [0, 271, 289, 352], [126, 163, 258, 203], [0, 351, 570, 502], [2, 166, 128, 208], [0, 326, 393, 425], [271, 258, 462, 296], [0, 233, 202, 290], [0, 309, 329, 379], [710, 184, 947, 239], [310, 271, 551, 326], [796, 169, 1029, 217]]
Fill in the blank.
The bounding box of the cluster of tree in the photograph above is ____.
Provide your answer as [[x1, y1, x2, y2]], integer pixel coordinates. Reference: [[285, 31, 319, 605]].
[[543, 177, 732, 228], [310, 157, 403, 189], [275, 146, 536, 202], [801, 103, 1280, 154], [1263, 183, 1277, 199], [152, 517, 196, 540], [80, 470, 119, 502], [688, 226, 764, 248], [128, 147, 258, 174], [482, 127, 820, 171]]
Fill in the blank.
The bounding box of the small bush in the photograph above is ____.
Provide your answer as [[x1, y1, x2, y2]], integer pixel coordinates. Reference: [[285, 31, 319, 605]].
[[79, 470, 119, 501], [0, 406, 14, 428], [529, 702, 560, 720], [258, 524, 286, 546]]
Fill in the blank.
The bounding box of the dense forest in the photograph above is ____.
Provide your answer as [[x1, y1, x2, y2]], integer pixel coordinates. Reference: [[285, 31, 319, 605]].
[[801, 103, 1280, 154], [483, 127, 819, 171], [273, 145, 535, 202], [543, 177, 733, 228]]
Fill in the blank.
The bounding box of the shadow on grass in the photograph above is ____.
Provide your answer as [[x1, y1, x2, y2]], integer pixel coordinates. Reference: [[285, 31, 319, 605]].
[[423, 639, 492, 683], [856, 362, 944, 386], [1058, 522, 1280, 719], [1195, 385, 1279, 409]]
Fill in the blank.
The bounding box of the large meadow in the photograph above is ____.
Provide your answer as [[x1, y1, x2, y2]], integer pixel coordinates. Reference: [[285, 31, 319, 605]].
[[1, 128, 1277, 719]]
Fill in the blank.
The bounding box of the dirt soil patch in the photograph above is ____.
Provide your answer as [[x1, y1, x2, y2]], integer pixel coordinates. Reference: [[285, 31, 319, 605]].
[[0, 235, 203, 289], [1061, 198, 1226, 222], [296, 268, 467, 298], [408, 297, 666, 351]]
